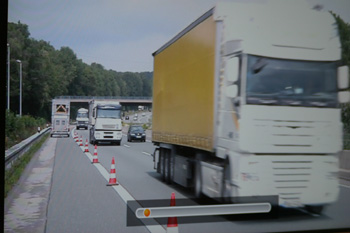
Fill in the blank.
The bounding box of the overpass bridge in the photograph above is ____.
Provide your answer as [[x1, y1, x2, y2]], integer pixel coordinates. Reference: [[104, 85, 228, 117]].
[[54, 96, 152, 104], [53, 96, 152, 111]]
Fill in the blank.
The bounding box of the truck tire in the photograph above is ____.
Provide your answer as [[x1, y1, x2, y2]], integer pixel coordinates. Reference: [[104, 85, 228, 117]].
[[89, 128, 95, 145], [159, 148, 165, 179], [163, 149, 171, 184], [221, 161, 232, 203], [305, 205, 324, 215], [194, 161, 203, 198]]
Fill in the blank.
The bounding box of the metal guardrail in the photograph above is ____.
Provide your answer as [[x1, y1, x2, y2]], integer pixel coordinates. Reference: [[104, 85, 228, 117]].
[[5, 128, 51, 170]]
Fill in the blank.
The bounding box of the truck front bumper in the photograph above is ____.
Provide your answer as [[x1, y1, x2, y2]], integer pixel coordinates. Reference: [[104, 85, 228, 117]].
[[228, 154, 340, 208], [94, 130, 122, 141]]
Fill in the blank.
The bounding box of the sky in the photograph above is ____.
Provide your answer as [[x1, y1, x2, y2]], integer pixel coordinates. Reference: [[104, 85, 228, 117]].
[[8, 0, 350, 72]]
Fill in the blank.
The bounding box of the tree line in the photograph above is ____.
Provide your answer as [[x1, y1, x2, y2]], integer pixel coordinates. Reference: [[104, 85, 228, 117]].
[[7, 21, 153, 120], [333, 13, 350, 133]]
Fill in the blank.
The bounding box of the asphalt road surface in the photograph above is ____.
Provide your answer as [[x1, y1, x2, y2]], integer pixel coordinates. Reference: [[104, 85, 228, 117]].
[[4, 128, 350, 233]]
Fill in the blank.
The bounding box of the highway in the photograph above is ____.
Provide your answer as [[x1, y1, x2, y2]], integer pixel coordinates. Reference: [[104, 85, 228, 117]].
[[4, 126, 350, 233]]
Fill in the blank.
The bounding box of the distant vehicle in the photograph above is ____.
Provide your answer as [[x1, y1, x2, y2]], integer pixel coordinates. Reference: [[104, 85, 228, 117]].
[[76, 108, 89, 130], [142, 112, 146, 117], [125, 116, 129, 120], [133, 116, 138, 121], [50, 99, 70, 137], [127, 125, 146, 142], [89, 100, 122, 145]]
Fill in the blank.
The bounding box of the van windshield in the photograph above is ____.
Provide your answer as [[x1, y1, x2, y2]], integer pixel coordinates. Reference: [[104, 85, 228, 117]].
[[77, 113, 88, 118], [246, 55, 338, 107]]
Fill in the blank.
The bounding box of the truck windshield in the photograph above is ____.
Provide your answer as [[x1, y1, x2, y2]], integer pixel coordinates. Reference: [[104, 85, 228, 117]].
[[97, 109, 121, 119], [77, 113, 88, 118], [246, 55, 338, 107]]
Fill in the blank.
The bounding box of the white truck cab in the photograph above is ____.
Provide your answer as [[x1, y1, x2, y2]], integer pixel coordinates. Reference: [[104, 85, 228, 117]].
[[89, 100, 122, 145]]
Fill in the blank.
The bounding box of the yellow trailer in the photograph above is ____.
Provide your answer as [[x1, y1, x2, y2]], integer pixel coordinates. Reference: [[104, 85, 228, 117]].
[[152, 12, 216, 152]]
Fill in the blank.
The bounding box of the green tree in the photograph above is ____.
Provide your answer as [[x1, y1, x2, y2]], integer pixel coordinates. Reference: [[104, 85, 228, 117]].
[[332, 12, 350, 132]]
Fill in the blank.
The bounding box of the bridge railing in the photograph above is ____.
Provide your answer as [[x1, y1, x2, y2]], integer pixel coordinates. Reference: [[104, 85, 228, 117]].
[[55, 96, 152, 100]]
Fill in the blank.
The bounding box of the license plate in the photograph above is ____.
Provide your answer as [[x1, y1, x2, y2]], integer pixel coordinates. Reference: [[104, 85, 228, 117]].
[[136, 136, 141, 138]]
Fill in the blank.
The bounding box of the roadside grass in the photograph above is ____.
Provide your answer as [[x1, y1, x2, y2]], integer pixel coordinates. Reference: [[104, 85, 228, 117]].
[[4, 133, 50, 198]]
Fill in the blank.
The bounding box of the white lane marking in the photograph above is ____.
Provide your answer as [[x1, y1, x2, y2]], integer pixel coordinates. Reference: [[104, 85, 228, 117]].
[[142, 152, 152, 157], [72, 130, 165, 233], [124, 144, 130, 148]]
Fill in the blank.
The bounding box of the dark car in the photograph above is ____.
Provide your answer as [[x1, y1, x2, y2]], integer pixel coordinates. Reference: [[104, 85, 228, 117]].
[[127, 125, 146, 142]]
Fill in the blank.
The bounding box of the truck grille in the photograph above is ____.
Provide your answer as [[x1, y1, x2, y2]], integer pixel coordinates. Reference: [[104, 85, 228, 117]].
[[240, 106, 342, 154], [102, 124, 115, 129], [272, 160, 312, 202]]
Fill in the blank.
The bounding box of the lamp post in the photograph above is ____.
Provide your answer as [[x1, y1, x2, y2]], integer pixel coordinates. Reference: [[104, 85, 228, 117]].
[[16, 60, 22, 116], [7, 43, 10, 110]]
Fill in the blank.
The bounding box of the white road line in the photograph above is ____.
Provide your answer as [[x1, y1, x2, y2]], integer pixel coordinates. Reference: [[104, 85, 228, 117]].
[[124, 144, 131, 148], [142, 152, 152, 157], [72, 129, 165, 233]]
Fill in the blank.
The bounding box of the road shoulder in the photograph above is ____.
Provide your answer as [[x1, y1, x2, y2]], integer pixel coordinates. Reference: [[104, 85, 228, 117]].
[[4, 137, 57, 233]]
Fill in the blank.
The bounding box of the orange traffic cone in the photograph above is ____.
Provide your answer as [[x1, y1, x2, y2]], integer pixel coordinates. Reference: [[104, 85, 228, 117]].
[[79, 136, 83, 146], [92, 145, 99, 163], [74, 132, 78, 139], [84, 139, 89, 152], [75, 133, 79, 142], [166, 192, 179, 233], [107, 157, 119, 186]]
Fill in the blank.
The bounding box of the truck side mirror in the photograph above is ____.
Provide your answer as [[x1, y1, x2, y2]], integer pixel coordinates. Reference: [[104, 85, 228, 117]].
[[338, 66, 349, 89], [226, 85, 238, 98], [226, 57, 239, 82], [338, 91, 350, 103]]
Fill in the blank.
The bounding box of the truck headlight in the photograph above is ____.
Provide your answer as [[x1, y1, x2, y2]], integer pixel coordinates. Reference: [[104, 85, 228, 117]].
[[326, 171, 338, 180]]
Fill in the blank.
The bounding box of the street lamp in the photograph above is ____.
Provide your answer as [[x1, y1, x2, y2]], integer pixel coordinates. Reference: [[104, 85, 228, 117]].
[[16, 60, 22, 116], [7, 43, 10, 110]]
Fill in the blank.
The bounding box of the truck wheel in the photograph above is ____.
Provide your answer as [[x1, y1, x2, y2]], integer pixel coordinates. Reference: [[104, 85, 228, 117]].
[[305, 205, 324, 215], [221, 161, 232, 203], [163, 149, 171, 184], [159, 148, 165, 179], [194, 161, 203, 198]]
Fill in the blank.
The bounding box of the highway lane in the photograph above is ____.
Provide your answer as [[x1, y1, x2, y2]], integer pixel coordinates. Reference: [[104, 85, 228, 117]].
[[46, 128, 350, 233], [45, 133, 149, 233]]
